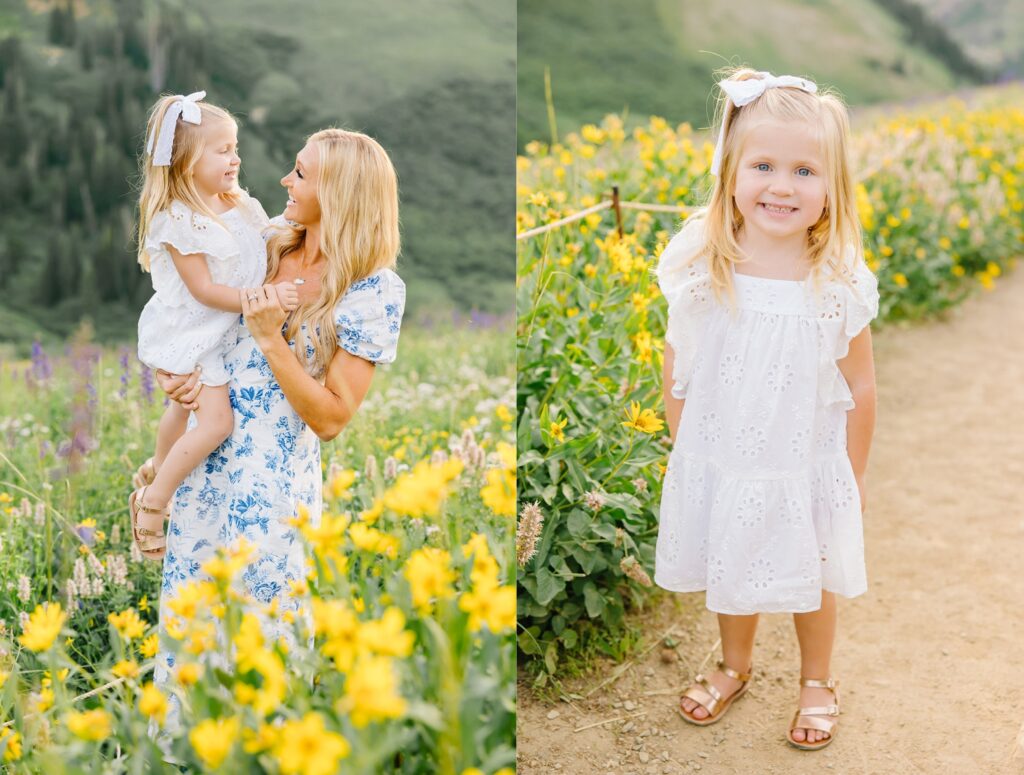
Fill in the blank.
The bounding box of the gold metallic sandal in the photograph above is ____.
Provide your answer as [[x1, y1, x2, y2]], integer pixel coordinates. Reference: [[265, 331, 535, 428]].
[[678, 661, 753, 726], [131, 457, 157, 489], [128, 486, 168, 561], [787, 677, 840, 750]]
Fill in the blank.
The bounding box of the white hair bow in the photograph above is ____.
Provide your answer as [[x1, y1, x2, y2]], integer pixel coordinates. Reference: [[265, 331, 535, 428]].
[[710, 73, 817, 177], [146, 91, 207, 167]]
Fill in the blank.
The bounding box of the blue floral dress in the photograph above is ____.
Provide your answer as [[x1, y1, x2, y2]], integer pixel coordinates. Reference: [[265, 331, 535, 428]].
[[152, 268, 406, 731]]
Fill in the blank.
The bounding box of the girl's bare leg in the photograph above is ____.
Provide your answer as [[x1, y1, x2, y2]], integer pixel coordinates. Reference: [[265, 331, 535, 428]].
[[791, 590, 837, 743], [681, 613, 759, 720], [153, 402, 189, 472], [141, 384, 233, 509]]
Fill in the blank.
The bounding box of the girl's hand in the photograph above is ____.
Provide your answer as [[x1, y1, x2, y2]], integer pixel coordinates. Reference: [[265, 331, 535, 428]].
[[242, 285, 288, 347], [156, 368, 202, 410], [274, 281, 300, 312], [855, 473, 867, 513]]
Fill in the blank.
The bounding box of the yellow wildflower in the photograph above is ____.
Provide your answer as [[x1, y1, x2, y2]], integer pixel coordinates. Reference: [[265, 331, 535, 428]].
[[460, 580, 516, 633], [382, 458, 462, 519], [112, 660, 141, 679], [189, 716, 240, 769], [359, 608, 414, 658], [549, 416, 568, 444], [243, 723, 281, 754], [349, 523, 399, 558], [139, 633, 159, 658], [19, 602, 66, 652], [621, 401, 665, 434], [313, 598, 360, 671], [273, 712, 350, 775], [329, 469, 357, 499], [66, 709, 112, 741], [108, 608, 147, 641], [340, 655, 407, 727], [177, 662, 203, 686], [1, 729, 21, 761], [359, 497, 385, 524], [32, 687, 54, 713], [403, 547, 456, 614], [139, 682, 168, 724]]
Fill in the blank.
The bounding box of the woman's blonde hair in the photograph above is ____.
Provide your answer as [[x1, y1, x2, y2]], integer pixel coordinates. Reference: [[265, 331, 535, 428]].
[[137, 95, 241, 271], [701, 67, 861, 301], [266, 128, 400, 377]]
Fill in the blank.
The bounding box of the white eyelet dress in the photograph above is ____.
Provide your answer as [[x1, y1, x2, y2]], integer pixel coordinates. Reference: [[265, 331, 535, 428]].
[[137, 196, 270, 387], [654, 216, 879, 614]]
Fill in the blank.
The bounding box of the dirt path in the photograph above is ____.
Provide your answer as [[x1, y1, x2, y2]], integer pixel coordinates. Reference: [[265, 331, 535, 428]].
[[518, 267, 1024, 774]]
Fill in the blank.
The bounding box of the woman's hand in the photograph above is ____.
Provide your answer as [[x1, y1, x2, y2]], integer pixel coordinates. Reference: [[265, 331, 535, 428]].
[[156, 368, 203, 410], [242, 285, 289, 347]]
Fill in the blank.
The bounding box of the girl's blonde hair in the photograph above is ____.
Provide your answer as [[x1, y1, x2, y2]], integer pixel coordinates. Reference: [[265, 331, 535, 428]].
[[137, 95, 241, 271], [266, 128, 400, 377], [701, 67, 861, 300]]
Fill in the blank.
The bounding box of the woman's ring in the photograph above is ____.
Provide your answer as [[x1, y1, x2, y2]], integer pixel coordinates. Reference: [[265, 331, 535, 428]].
[[247, 294, 258, 302]]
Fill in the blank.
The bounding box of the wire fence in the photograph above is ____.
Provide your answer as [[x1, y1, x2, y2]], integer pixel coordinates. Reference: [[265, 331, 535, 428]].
[[516, 187, 692, 241], [515, 133, 914, 243]]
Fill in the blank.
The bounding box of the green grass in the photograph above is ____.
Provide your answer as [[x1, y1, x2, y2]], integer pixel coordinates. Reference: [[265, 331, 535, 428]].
[[517, 0, 972, 148]]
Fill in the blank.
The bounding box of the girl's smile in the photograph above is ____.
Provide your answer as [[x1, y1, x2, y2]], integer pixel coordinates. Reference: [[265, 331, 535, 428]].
[[732, 120, 826, 244]]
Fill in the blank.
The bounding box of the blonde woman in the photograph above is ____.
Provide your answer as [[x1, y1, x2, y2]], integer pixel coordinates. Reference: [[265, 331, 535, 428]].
[[152, 128, 406, 732]]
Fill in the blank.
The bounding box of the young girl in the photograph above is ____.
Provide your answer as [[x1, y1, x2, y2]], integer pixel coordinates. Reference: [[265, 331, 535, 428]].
[[129, 91, 299, 560], [656, 69, 878, 750]]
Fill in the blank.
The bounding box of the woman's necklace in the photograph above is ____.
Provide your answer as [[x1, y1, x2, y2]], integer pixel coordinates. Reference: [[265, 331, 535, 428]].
[[293, 242, 313, 285]]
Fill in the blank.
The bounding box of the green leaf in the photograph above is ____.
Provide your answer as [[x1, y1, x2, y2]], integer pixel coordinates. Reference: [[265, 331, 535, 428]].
[[583, 582, 606, 618], [560, 628, 578, 649], [544, 639, 559, 674], [566, 508, 590, 539], [534, 566, 566, 606]]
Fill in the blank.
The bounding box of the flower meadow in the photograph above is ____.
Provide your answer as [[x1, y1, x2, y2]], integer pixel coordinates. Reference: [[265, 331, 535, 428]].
[[0, 321, 515, 773], [515, 87, 1024, 674]]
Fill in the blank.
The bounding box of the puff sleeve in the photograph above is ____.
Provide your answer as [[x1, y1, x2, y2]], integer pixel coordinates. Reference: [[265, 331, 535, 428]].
[[815, 256, 879, 410], [333, 269, 406, 364], [145, 201, 241, 307], [655, 217, 714, 399]]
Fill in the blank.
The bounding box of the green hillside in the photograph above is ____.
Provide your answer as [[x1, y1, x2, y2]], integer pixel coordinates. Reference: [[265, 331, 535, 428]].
[[911, 0, 1024, 74], [518, 0, 984, 148], [0, 0, 514, 350]]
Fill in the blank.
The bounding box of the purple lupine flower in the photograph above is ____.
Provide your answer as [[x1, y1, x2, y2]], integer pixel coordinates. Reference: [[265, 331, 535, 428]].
[[118, 347, 131, 400], [139, 359, 154, 405], [58, 335, 101, 474], [30, 340, 52, 386]]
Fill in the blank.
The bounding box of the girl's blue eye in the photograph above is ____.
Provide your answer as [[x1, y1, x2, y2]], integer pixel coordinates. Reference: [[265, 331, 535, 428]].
[[797, 168, 812, 177], [756, 163, 770, 172]]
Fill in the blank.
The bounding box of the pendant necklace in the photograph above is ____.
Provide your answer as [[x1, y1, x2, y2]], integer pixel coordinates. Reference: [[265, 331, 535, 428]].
[[294, 243, 307, 285]]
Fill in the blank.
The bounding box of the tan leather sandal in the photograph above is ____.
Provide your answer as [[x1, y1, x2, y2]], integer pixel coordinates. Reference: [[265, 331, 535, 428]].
[[128, 486, 168, 561], [787, 677, 840, 750], [131, 457, 157, 489], [678, 661, 753, 726]]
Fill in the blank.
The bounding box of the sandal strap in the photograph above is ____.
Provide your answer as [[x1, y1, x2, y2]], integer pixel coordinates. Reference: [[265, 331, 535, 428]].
[[136, 527, 165, 538], [682, 678, 720, 714], [797, 704, 840, 716], [792, 712, 838, 735], [800, 677, 837, 689], [717, 660, 753, 683]]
